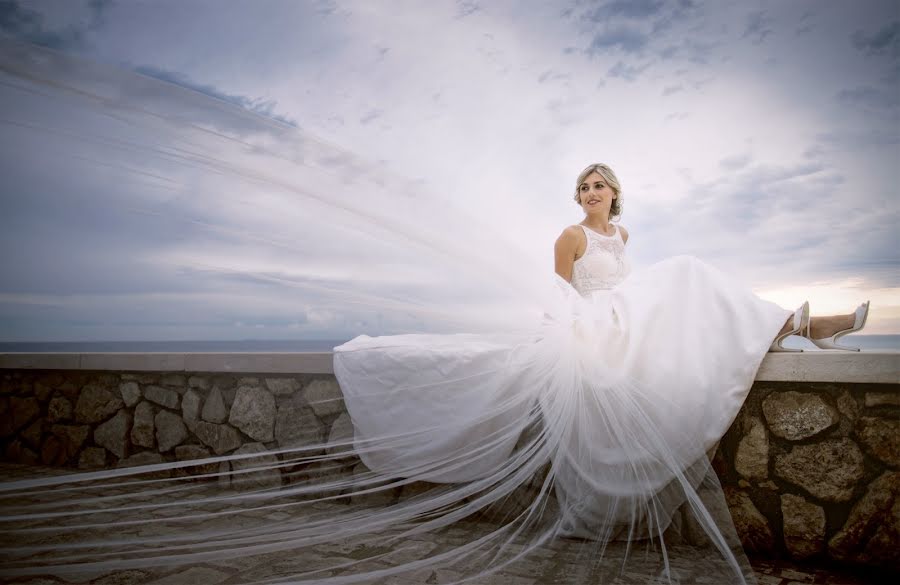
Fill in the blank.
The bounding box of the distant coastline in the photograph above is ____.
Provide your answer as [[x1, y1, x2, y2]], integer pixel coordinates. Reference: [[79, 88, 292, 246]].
[[0, 335, 898, 353], [0, 339, 351, 353]]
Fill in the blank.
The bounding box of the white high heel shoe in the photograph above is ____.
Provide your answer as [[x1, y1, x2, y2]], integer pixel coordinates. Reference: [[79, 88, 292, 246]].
[[805, 301, 870, 351], [770, 301, 810, 352]]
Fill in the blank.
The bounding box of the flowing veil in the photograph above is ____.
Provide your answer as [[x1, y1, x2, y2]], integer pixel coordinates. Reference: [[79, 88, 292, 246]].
[[0, 40, 760, 584]]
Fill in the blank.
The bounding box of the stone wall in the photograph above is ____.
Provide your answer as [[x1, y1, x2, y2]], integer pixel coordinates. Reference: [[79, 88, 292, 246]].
[[713, 381, 899, 571], [0, 370, 350, 479], [1, 369, 897, 572]]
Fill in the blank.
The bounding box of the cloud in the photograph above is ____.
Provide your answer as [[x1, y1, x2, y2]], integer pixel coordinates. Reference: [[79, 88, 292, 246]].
[[742, 10, 773, 45], [588, 27, 649, 54], [132, 65, 298, 127], [851, 21, 900, 57], [537, 69, 570, 84], [0, 0, 110, 50], [836, 85, 899, 111], [359, 109, 383, 125], [607, 60, 651, 81], [661, 84, 682, 96], [664, 111, 690, 122], [718, 153, 751, 171], [588, 0, 666, 21], [455, 0, 480, 19]]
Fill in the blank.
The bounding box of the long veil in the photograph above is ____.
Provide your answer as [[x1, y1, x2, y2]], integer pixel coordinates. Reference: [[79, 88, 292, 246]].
[[1, 40, 757, 584]]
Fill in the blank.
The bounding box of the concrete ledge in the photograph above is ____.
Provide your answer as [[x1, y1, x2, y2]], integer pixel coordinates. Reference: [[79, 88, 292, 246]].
[[1, 351, 898, 383], [755, 351, 899, 384], [0, 352, 336, 375]]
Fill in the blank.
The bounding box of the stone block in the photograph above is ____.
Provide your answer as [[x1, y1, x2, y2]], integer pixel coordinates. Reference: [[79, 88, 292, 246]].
[[50, 424, 89, 458], [90, 373, 119, 388], [21, 419, 44, 450], [274, 400, 325, 455], [188, 376, 210, 390], [6, 440, 38, 465], [33, 380, 54, 402], [79, 446, 107, 469], [865, 392, 900, 408], [735, 416, 769, 481], [132, 401, 155, 449], [47, 393, 73, 422], [836, 390, 859, 422], [302, 379, 344, 418], [117, 451, 171, 479], [230, 442, 281, 491], [174, 444, 218, 477], [781, 493, 825, 559], [725, 488, 775, 553], [193, 421, 242, 455], [181, 389, 202, 427], [856, 416, 900, 468], [774, 438, 865, 502], [829, 471, 900, 570], [155, 410, 188, 452], [201, 387, 228, 424], [762, 391, 838, 440], [95, 410, 131, 459], [160, 374, 187, 390], [40, 435, 66, 465], [7, 396, 40, 435], [265, 377, 302, 397], [56, 379, 80, 400], [119, 381, 141, 407], [144, 385, 180, 409], [326, 412, 354, 456], [228, 386, 276, 442], [121, 373, 158, 384], [74, 385, 124, 424]]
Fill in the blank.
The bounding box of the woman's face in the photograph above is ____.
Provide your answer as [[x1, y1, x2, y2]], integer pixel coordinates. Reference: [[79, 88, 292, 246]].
[[578, 171, 616, 216]]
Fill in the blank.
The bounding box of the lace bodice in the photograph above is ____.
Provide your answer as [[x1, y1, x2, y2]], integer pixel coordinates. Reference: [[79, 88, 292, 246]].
[[570, 224, 630, 296]]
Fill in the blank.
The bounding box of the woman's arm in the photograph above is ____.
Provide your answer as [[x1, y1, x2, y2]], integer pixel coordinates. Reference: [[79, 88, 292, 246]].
[[619, 225, 629, 244], [554, 227, 580, 281]]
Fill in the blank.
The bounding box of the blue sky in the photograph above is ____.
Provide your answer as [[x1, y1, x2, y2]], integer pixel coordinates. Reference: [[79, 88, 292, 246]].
[[0, 0, 898, 341]]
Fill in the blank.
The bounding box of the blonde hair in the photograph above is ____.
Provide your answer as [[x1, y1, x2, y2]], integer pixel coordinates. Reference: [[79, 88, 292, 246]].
[[573, 163, 623, 220]]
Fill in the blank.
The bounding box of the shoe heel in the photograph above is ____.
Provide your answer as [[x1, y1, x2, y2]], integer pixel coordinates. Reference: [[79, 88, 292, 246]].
[[769, 301, 808, 352]]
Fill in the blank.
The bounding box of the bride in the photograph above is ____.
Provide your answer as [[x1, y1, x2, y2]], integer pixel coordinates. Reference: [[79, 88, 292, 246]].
[[331, 162, 871, 582]]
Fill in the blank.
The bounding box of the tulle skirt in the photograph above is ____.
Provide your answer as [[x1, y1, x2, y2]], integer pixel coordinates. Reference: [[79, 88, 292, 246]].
[[334, 254, 791, 583]]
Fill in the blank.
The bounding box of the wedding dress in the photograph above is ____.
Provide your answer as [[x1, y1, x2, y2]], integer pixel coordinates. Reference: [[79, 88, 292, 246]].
[[0, 41, 792, 584], [334, 223, 791, 582]]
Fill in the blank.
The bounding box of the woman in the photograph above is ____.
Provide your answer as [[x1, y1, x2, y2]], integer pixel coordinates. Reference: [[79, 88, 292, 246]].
[[332, 163, 871, 583]]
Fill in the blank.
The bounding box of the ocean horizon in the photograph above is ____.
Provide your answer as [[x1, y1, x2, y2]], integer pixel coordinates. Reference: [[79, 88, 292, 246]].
[[0, 335, 898, 353]]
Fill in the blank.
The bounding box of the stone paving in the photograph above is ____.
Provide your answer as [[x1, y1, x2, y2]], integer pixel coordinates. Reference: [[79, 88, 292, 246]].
[[0, 465, 893, 585]]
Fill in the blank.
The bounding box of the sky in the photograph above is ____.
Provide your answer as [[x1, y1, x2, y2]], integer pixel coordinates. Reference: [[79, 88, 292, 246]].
[[0, 0, 898, 341]]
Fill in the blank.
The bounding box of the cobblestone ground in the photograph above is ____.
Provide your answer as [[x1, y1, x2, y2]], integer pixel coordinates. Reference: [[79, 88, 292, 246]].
[[0, 466, 891, 585]]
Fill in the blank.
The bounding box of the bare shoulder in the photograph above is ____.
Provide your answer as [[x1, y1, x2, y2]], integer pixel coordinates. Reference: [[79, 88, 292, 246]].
[[618, 225, 629, 244], [558, 224, 583, 240], [555, 225, 584, 248]]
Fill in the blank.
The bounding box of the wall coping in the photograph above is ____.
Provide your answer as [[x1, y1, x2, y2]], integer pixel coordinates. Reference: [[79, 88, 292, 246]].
[[0, 351, 897, 384]]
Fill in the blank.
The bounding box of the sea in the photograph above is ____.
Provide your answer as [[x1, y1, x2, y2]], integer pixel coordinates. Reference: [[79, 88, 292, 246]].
[[0, 335, 898, 353]]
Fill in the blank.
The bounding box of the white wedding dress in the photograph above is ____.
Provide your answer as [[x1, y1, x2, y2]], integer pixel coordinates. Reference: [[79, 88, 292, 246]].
[[334, 223, 791, 582]]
